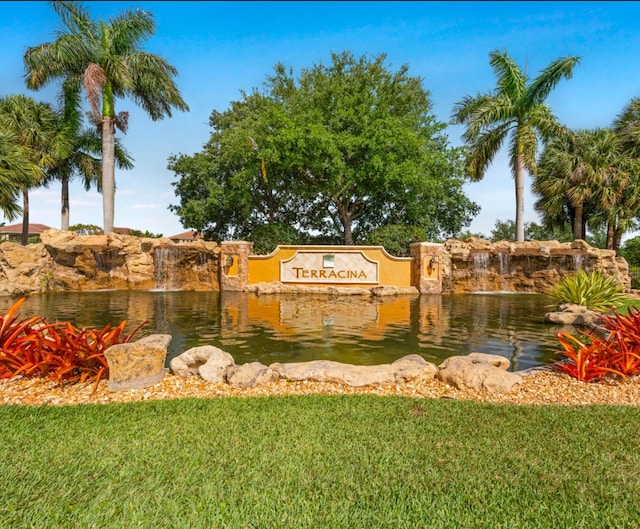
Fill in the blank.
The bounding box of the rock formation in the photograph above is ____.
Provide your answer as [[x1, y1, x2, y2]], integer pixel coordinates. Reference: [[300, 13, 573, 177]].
[[0, 230, 630, 296], [442, 237, 630, 294], [0, 229, 221, 296]]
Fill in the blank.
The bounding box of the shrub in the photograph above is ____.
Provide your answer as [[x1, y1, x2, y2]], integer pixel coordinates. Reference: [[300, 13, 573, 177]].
[[620, 236, 640, 267], [0, 297, 146, 390], [555, 306, 640, 382], [249, 223, 306, 255], [549, 269, 626, 312], [363, 224, 427, 257]]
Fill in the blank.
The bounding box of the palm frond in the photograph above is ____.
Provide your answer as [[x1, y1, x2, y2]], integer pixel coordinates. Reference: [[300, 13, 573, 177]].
[[525, 55, 580, 107], [489, 49, 527, 101]]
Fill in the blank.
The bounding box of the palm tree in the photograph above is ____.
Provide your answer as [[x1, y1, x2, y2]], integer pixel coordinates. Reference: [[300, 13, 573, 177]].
[[451, 50, 580, 241], [613, 97, 640, 155], [533, 128, 629, 242], [0, 95, 60, 244], [24, 0, 189, 234], [47, 83, 134, 230], [0, 129, 43, 222]]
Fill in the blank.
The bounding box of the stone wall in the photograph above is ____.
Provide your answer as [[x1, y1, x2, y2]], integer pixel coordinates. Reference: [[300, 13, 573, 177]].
[[442, 238, 630, 294], [0, 231, 631, 297], [0, 229, 221, 297]]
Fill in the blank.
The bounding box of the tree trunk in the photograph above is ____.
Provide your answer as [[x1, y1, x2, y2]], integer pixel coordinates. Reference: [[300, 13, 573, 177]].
[[21, 191, 29, 246], [336, 202, 353, 245], [515, 154, 526, 242], [61, 176, 69, 230], [614, 227, 623, 254], [102, 117, 116, 234], [606, 222, 615, 251], [573, 202, 584, 240]]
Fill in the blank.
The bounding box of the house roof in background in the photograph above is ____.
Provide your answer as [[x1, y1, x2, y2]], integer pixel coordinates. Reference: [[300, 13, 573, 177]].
[[0, 223, 52, 235], [168, 230, 203, 241]]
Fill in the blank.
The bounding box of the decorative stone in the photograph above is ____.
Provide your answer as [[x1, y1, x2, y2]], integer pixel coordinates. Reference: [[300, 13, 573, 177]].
[[198, 350, 236, 383], [544, 304, 603, 326], [170, 345, 235, 383], [465, 352, 511, 370], [270, 354, 438, 387], [104, 334, 172, 392], [391, 354, 439, 382], [435, 353, 522, 394], [226, 362, 279, 388]]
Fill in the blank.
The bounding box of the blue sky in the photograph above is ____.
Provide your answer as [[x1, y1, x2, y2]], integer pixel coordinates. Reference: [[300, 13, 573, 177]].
[[2, 1, 640, 239]]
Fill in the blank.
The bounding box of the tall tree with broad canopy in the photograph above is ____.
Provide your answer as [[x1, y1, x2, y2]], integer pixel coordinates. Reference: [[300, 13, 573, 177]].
[[170, 51, 478, 244], [24, 0, 188, 234], [451, 50, 580, 242]]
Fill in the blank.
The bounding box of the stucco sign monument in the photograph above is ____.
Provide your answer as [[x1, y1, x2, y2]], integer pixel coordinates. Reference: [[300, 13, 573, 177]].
[[280, 250, 379, 284]]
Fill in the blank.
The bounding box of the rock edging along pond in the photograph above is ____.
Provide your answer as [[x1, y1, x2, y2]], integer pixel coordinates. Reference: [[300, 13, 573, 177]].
[[0, 229, 630, 296], [106, 335, 529, 396]]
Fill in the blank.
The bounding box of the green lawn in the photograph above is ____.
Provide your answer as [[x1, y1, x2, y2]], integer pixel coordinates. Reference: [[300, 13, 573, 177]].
[[1, 395, 639, 528]]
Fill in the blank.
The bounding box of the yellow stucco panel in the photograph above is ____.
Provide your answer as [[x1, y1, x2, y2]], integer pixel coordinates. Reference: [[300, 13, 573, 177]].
[[248, 245, 412, 288]]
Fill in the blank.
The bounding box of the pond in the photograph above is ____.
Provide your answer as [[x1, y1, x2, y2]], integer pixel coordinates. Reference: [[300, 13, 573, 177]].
[[0, 291, 567, 372]]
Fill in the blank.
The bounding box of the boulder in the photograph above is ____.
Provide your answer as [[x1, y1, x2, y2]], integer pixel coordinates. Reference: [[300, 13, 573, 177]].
[[544, 303, 603, 326], [270, 354, 437, 387], [390, 354, 439, 382], [226, 362, 279, 388], [170, 345, 235, 383], [435, 353, 521, 394], [104, 334, 172, 391]]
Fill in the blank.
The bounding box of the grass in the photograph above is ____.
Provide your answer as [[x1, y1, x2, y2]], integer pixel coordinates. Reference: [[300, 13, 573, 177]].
[[1, 395, 640, 528]]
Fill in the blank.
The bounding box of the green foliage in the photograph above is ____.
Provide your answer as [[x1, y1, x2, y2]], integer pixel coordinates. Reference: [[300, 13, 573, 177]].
[[533, 127, 638, 251], [454, 229, 488, 240], [555, 307, 640, 381], [489, 218, 573, 242], [549, 269, 626, 311], [69, 223, 102, 235], [249, 223, 306, 255], [129, 229, 163, 239], [363, 224, 426, 257], [620, 236, 640, 267], [169, 51, 479, 244], [25, 1, 188, 234], [452, 50, 580, 241]]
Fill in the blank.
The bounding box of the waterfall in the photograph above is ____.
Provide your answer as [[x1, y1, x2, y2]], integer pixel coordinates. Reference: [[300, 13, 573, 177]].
[[153, 247, 182, 290], [498, 252, 510, 291], [473, 252, 490, 291], [572, 254, 584, 271]]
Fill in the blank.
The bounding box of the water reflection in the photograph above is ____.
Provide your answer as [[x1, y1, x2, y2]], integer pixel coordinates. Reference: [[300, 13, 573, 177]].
[[0, 291, 564, 371]]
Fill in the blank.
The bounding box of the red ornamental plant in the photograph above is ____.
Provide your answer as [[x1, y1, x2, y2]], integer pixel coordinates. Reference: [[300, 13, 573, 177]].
[[0, 297, 147, 389], [555, 307, 640, 382]]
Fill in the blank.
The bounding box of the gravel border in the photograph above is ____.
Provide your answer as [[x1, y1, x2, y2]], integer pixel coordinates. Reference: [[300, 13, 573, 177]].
[[1, 370, 639, 407]]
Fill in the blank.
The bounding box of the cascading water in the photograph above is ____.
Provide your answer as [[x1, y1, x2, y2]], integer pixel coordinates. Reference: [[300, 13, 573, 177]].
[[572, 254, 584, 271], [153, 247, 182, 290], [498, 252, 510, 291], [473, 252, 490, 291]]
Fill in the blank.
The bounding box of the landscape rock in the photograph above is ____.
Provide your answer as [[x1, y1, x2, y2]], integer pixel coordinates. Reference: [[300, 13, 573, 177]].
[[226, 362, 279, 388], [390, 354, 439, 382], [170, 345, 235, 383], [544, 304, 604, 326], [270, 354, 438, 387], [197, 351, 236, 383], [435, 353, 522, 394], [104, 334, 172, 392]]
